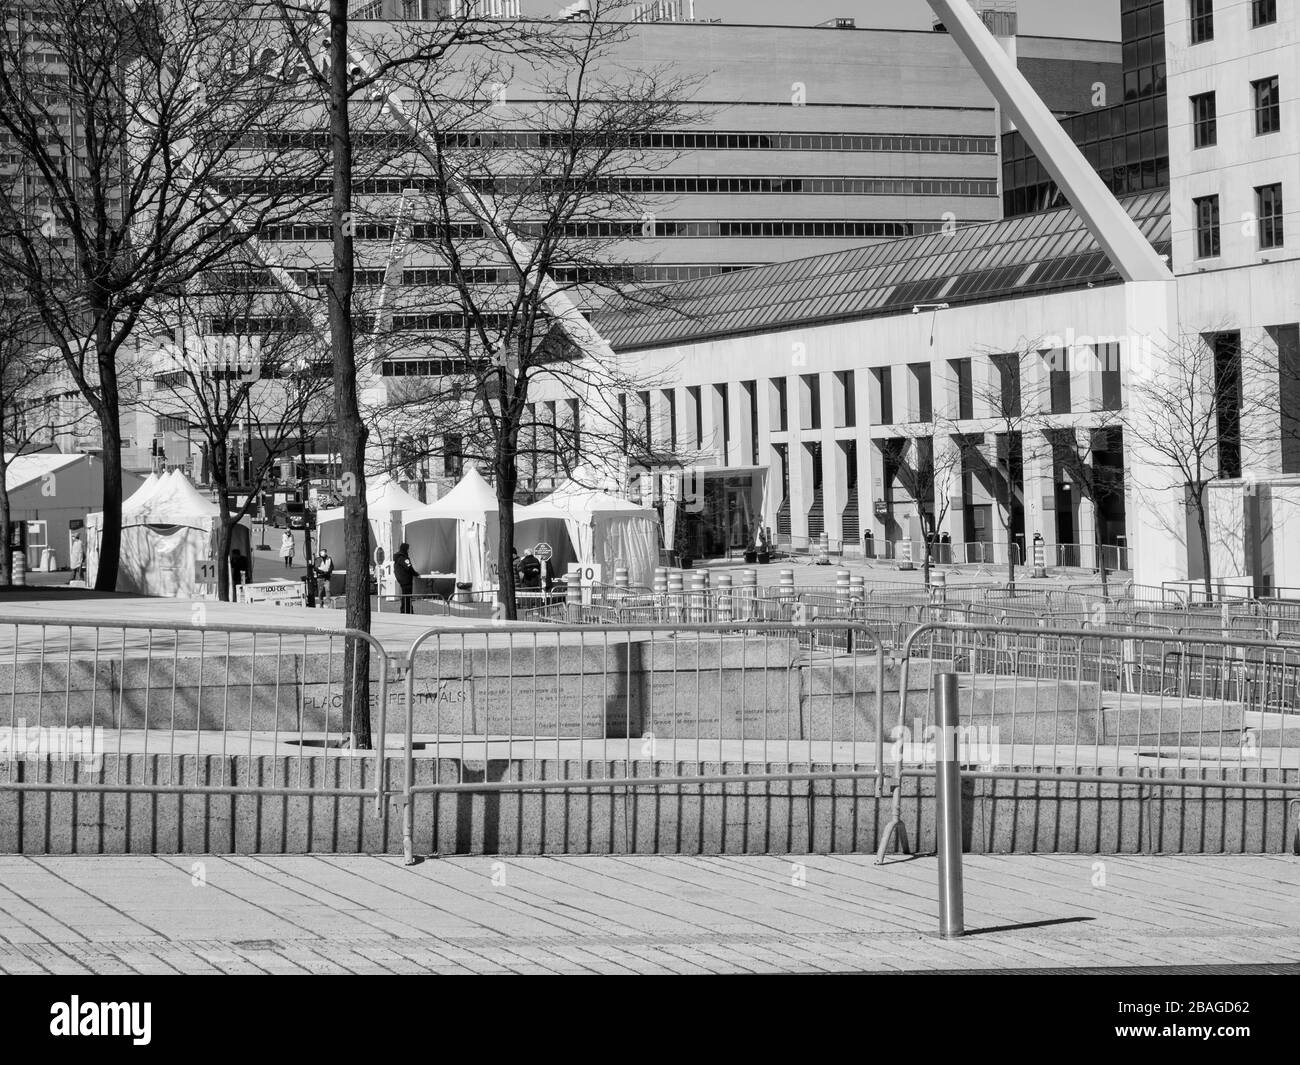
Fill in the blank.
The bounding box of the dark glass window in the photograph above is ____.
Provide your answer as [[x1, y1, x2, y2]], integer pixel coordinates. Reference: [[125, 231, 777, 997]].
[[1195, 195, 1221, 258], [1257, 183, 1284, 249], [1252, 0, 1277, 27], [1190, 0, 1214, 43], [1254, 76, 1281, 135]]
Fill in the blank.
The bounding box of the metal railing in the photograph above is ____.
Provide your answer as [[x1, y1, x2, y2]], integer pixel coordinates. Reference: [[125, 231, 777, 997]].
[[389, 620, 890, 863], [0, 613, 391, 810]]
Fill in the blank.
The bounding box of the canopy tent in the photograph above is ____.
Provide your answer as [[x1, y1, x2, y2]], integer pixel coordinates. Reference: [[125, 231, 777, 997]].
[[516, 474, 660, 587], [315, 477, 425, 564], [122, 471, 161, 511], [401, 468, 500, 589], [86, 471, 250, 597]]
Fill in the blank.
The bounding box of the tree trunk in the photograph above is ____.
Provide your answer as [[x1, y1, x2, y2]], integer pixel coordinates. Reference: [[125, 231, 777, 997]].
[[921, 514, 933, 587], [212, 443, 232, 601], [300, 429, 315, 607], [496, 445, 519, 621], [1194, 489, 1214, 604], [1094, 496, 1109, 599], [329, 0, 371, 749], [0, 455, 11, 589], [94, 420, 124, 592]]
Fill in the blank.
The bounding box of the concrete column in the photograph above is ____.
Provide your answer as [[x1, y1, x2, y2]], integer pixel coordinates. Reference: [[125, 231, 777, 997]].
[[792, 442, 815, 541]]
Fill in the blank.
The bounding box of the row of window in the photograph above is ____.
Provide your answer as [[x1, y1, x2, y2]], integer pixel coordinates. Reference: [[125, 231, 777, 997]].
[[1194, 184, 1285, 257], [236, 129, 998, 155], [1190, 0, 1278, 43], [259, 219, 942, 241], [217, 173, 999, 199], [1191, 76, 1281, 148]]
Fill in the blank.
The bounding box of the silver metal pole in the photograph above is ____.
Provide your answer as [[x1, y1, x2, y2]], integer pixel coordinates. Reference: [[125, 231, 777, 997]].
[[934, 672, 965, 938]]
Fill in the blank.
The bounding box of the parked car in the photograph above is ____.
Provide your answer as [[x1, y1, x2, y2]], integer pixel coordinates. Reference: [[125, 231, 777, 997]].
[[270, 502, 314, 530]]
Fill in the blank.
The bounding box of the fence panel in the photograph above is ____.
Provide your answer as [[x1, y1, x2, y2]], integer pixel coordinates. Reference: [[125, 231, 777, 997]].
[[392, 620, 889, 861], [0, 614, 390, 807]]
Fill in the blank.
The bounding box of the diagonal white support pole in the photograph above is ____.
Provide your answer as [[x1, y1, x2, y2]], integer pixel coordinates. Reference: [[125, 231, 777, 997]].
[[925, 0, 1173, 283]]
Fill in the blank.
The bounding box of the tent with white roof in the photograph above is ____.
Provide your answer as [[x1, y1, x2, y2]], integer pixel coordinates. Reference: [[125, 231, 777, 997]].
[[314, 476, 425, 567], [515, 473, 660, 587], [86, 470, 251, 597], [401, 468, 499, 589]]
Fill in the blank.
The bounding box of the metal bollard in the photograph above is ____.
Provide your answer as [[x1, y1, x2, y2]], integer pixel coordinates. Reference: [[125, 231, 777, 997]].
[[934, 672, 965, 939]]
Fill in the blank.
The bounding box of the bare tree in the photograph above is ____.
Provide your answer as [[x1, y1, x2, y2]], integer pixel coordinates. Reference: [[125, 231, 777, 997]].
[[1125, 328, 1259, 602], [964, 341, 1050, 588], [133, 269, 332, 601], [0, 0, 330, 590], [1043, 418, 1125, 597], [379, 2, 697, 617], [880, 428, 962, 585]]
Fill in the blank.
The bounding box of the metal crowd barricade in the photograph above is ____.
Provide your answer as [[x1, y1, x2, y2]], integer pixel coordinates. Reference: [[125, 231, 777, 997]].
[[875, 620, 1300, 861], [0, 613, 391, 810], [390, 620, 890, 864]]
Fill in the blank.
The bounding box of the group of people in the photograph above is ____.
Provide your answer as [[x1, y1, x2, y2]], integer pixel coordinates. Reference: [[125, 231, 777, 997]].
[[511, 547, 555, 592]]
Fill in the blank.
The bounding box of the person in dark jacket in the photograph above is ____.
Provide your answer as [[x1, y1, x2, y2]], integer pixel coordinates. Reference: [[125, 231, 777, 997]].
[[518, 548, 542, 591], [393, 542, 416, 614], [227, 548, 250, 599]]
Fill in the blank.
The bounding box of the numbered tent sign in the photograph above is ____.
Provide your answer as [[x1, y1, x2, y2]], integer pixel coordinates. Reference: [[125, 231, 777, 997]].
[[194, 559, 219, 585], [576, 563, 602, 585]]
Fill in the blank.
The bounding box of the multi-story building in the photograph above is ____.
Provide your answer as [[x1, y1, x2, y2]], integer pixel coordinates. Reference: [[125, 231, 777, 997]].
[[523, 0, 1300, 594]]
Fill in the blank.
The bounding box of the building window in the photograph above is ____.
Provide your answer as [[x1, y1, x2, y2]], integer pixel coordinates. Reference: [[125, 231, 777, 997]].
[[953, 358, 974, 420], [443, 434, 463, 478], [1213, 333, 1243, 479], [1252, 0, 1277, 27], [1253, 76, 1281, 135], [1099, 343, 1123, 412], [1257, 183, 1284, 249], [1194, 195, 1221, 258], [1191, 92, 1217, 148], [772, 377, 788, 432], [1189, 0, 1214, 43], [1275, 324, 1300, 474], [1050, 349, 1072, 415]]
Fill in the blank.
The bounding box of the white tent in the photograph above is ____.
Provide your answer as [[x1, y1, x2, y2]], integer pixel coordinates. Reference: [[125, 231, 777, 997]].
[[315, 477, 425, 564], [402, 468, 500, 589], [516, 474, 660, 587], [122, 471, 161, 511], [87, 471, 251, 597]]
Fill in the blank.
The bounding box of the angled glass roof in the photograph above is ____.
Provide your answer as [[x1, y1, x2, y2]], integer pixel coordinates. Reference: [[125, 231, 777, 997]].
[[599, 190, 1171, 352]]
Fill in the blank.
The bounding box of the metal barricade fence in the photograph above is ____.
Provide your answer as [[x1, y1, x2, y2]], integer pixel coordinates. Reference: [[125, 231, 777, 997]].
[[0, 613, 390, 809], [872, 620, 1300, 860], [390, 620, 890, 863]]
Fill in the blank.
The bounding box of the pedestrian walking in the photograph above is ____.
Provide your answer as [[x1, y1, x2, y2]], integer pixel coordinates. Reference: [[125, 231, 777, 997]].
[[280, 530, 294, 569], [69, 533, 85, 582], [393, 542, 416, 614]]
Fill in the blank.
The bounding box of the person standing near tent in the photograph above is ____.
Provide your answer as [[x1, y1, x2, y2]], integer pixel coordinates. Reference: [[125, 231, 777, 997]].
[[393, 542, 416, 614], [280, 530, 294, 569], [69, 533, 85, 583], [314, 548, 334, 606], [519, 548, 542, 592]]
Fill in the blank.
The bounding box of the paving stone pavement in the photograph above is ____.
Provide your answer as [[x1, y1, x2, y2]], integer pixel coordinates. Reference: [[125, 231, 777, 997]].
[[0, 853, 1296, 974]]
